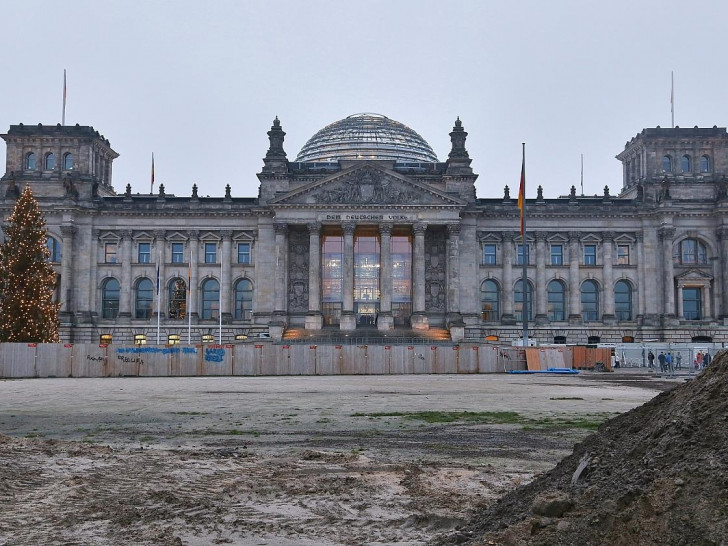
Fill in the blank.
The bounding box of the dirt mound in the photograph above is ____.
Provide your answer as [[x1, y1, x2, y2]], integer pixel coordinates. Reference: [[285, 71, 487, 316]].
[[441, 351, 728, 545]]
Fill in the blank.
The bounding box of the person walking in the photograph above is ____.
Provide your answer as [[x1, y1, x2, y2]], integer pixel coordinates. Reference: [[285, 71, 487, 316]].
[[696, 352, 704, 369], [703, 352, 711, 368], [657, 352, 666, 373], [675, 352, 682, 370], [648, 351, 655, 369], [666, 352, 673, 373]]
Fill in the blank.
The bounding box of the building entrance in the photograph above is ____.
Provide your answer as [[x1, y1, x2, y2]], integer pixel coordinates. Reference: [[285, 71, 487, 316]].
[[355, 302, 378, 327]]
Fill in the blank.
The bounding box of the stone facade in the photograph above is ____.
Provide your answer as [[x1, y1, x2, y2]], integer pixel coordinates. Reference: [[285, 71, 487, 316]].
[[2, 118, 728, 345]]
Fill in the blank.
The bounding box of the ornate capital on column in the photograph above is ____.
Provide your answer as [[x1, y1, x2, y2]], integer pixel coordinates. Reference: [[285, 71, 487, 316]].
[[658, 227, 676, 241], [501, 231, 515, 242], [379, 223, 393, 236], [635, 232, 644, 243], [119, 229, 132, 240], [307, 222, 322, 234], [154, 229, 167, 241], [342, 222, 356, 236], [602, 231, 615, 241], [188, 229, 200, 240], [446, 224, 461, 237], [219, 230, 233, 240], [716, 226, 728, 241], [273, 222, 288, 235], [92, 229, 102, 239], [534, 231, 548, 242], [413, 223, 427, 236], [568, 231, 581, 242]]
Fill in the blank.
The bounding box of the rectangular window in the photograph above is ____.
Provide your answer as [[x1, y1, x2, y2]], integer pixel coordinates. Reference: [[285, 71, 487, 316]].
[[171, 242, 184, 264], [584, 244, 597, 265], [517, 244, 530, 266], [617, 245, 630, 265], [104, 243, 117, 263], [550, 244, 563, 265], [237, 242, 251, 264], [138, 242, 151, 263], [483, 244, 497, 265], [205, 242, 217, 264]]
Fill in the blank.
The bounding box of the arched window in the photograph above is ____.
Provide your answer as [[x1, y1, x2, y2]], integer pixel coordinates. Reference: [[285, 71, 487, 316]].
[[547, 280, 566, 321], [135, 278, 154, 319], [662, 155, 672, 172], [615, 280, 632, 321], [677, 238, 708, 265], [700, 155, 710, 173], [480, 279, 499, 321], [26, 152, 36, 170], [46, 236, 62, 263], [44, 153, 55, 170], [514, 279, 533, 321], [63, 153, 73, 170], [101, 278, 120, 319], [168, 277, 187, 319], [581, 280, 599, 322], [201, 278, 220, 319], [681, 154, 691, 173], [234, 278, 253, 320]]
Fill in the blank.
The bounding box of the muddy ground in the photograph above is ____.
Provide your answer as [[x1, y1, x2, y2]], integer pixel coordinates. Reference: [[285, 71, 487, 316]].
[[0, 371, 681, 545]]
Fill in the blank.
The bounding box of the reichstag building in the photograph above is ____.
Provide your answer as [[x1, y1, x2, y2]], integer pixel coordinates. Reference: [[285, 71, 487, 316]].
[[2, 114, 727, 345]]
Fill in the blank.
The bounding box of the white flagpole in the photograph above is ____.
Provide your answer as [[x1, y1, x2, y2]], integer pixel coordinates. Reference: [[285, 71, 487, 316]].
[[62, 69, 67, 126], [187, 248, 192, 345], [218, 253, 223, 344], [671, 71, 675, 129], [156, 247, 162, 345]]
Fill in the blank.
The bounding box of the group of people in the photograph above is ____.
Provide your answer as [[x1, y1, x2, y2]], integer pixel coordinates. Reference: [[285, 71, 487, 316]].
[[646, 350, 712, 373]]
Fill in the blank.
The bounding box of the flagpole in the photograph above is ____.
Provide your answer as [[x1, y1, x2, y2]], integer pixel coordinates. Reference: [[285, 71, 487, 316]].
[[151, 153, 155, 194], [156, 247, 161, 345], [187, 250, 192, 345], [671, 71, 675, 129], [580, 153, 584, 196], [521, 143, 529, 349], [62, 69, 67, 126]]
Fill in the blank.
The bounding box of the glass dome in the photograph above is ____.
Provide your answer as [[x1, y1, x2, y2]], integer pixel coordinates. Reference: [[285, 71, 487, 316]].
[[295, 113, 438, 163]]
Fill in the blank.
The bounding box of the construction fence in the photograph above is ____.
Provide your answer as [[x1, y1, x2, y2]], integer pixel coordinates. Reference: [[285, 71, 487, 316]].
[[0, 343, 619, 378]]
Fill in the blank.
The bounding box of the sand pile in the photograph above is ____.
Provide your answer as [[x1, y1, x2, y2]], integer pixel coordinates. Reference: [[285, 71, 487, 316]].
[[442, 351, 728, 545]]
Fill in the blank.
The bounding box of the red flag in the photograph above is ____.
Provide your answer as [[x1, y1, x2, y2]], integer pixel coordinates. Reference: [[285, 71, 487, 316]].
[[517, 155, 525, 236]]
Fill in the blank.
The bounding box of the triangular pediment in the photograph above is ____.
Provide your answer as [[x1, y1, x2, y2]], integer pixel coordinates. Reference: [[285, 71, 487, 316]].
[[270, 163, 465, 206], [676, 268, 713, 281]]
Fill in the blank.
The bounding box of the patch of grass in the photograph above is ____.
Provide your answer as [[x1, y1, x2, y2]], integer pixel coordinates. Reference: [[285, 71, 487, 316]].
[[549, 397, 584, 401], [139, 436, 155, 443], [352, 410, 524, 424], [25, 432, 45, 438]]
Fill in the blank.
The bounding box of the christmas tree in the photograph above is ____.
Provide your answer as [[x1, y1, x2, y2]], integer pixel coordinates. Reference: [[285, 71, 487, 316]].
[[0, 186, 60, 342]]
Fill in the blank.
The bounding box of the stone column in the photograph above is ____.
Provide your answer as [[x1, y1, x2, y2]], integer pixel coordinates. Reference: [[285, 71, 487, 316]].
[[568, 231, 582, 324], [411, 223, 429, 330], [535, 232, 548, 325], [306, 223, 323, 330], [154, 230, 166, 319], [601, 232, 616, 324], [677, 285, 684, 319], [446, 224, 462, 323], [718, 227, 728, 320], [642, 225, 660, 325], [89, 230, 99, 319], [704, 284, 712, 320], [60, 225, 75, 322], [118, 229, 132, 323], [659, 227, 676, 321], [340, 222, 356, 330], [188, 230, 199, 323], [501, 232, 515, 324], [635, 232, 645, 321], [220, 230, 233, 324], [273, 223, 288, 321], [377, 223, 394, 331]]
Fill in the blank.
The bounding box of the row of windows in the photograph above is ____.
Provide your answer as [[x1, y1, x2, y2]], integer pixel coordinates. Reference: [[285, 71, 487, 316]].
[[483, 243, 628, 266], [25, 152, 73, 171], [662, 154, 710, 173], [102, 242, 252, 264], [101, 277, 253, 320], [480, 279, 634, 322], [482, 238, 708, 266]]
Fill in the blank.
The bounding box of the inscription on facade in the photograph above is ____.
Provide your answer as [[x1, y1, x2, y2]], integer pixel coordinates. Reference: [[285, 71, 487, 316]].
[[318, 213, 418, 223]]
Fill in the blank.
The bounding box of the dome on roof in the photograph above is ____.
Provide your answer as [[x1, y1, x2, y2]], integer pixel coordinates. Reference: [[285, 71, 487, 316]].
[[295, 113, 438, 163]]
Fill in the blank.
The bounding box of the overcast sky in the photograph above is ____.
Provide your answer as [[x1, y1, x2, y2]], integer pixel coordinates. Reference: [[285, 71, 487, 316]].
[[2, 0, 727, 200]]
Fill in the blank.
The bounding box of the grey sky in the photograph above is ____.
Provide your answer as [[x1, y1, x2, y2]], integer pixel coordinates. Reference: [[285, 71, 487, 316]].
[[2, 0, 727, 200]]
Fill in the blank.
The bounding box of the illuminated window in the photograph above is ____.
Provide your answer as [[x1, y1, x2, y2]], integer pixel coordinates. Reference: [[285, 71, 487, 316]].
[[480, 279, 499, 321], [168, 334, 180, 345], [105, 242, 117, 263], [322, 234, 343, 326], [134, 334, 147, 345], [235, 333, 248, 341], [100, 334, 112, 344], [622, 336, 635, 343], [201, 334, 215, 343]]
